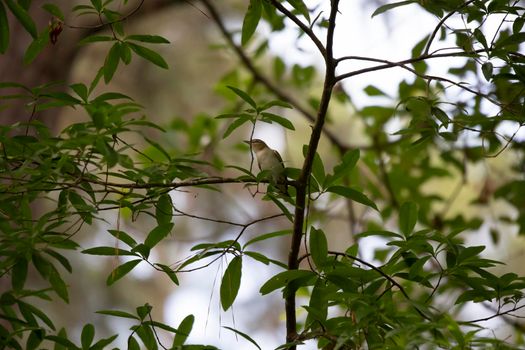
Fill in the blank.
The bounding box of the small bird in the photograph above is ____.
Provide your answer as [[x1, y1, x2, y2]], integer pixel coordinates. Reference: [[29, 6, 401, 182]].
[[244, 139, 288, 195]]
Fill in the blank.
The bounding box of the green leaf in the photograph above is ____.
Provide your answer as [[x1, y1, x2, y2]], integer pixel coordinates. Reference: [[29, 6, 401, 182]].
[[24, 28, 50, 64], [120, 42, 132, 64], [42, 3, 65, 20], [243, 229, 292, 248], [243, 251, 270, 265], [70, 83, 88, 101], [399, 201, 418, 236], [91, 91, 132, 102], [81, 324, 95, 349], [82, 247, 136, 256], [496, 32, 525, 48], [260, 270, 315, 295], [128, 42, 168, 69], [227, 85, 257, 109], [311, 151, 325, 186], [108, 229, 137, 248], [288, 0, 310, 22], [309, 227, 328, 269], [5, 0, 37, 38], [220, 256, 242, 311], [49, 266, 69, 302], [155, 263, 179, 285], [372, 0, 416, 17], [155, 194, 173, 225], [46, 332, 78, 349], [12, 258, 28, 290], [326, 185, 378, 211], [78, 35, 114, 45], [364, 85, 387, 96], [96, 309, 139, 320], [260, 112, 295, 130], [104, 42, 121, 83], [0, 2, 9, 53], [241, 0, 262, 46], [481, 62, 493, 81], [21, 301, 55, 330], [144, 223, 174, 248], [223, 326, 261, 350], [106, 259, 141, 285], [26, 330, 44, 350], [91, 335, 118, 349], [223, 115, 251, 138], [431, 107, 450, 127], [125, 34, 170, 44], [325, 149, 360, 187], [172, 314, 194, 346], [128, 336, 140, 350]]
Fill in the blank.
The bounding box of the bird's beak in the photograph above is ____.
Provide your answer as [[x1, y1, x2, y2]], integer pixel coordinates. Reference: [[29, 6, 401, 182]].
[[243, 140, 251, 145]]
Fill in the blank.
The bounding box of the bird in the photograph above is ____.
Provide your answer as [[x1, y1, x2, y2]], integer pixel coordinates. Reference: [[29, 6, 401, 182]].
[[244, 139, 288, 195]]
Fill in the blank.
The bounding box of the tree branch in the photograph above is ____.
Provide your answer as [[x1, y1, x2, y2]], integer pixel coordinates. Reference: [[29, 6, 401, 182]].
[[286, 1, 340, 346]]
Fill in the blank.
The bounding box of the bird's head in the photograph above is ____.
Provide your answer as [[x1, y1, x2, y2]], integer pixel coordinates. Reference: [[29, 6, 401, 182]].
[[244, 139, 268, 151]]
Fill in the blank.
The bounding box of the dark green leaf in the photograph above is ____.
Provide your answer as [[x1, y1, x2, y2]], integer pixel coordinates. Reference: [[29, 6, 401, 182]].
[[82, 247, 136, 256], [106, 259, 141, 285], [127, 336, 140, 350], [80, 324, 94, 349], [309, 227, 328, 269], [243, 251, 270, 265], [241, 0, 262, 46], [12, 258, 28, 290], [220, 256, 242, 311], [17, 300, 55, 330], [144, 223, 174, 248], [0, 2, 9, 53], [172, 315, 194, 346], [260, 270, 315, 295], [496, 32, 525, 48], [26, 330, 44, 350], [399, 201, 418, 236], [91, 334, 118, 349], [431, 107, 450, 127], [126, 34, 170, 44], [481, 62, 493, 81], [5, 0, 37, 38], [223, 326, 261, 350], [70, 83, 88, 101], [326, 185, 378, 210], [49, 266, 69, 302], [260, 112, 295, 130], [155, 194, 173, 225], [155, 263, 179, 285], [120, 42, 132, 64], [24, 28, 50, 64], [46, 333, 78, 349], [128, 42, 168, 69], [104, 42, 121, 83]]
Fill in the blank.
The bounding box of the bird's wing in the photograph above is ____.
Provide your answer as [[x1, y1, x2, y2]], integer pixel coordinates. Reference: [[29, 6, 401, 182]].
[[272, 149, 284, 165]]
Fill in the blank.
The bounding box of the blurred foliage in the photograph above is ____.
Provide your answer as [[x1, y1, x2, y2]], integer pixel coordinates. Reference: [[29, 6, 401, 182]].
[[1, 0, 525, 349]]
